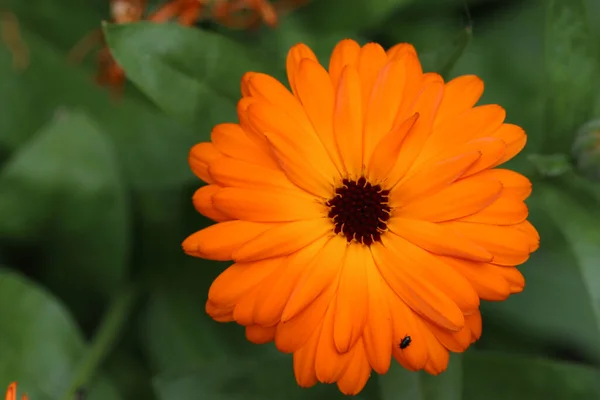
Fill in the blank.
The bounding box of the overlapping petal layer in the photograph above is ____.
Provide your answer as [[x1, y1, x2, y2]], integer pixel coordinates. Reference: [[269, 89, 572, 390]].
[[183, 39, 539, 395]]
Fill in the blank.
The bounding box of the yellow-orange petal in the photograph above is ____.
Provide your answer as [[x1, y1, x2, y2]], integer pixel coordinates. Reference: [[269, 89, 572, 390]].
[[328, 39, 360, 89], [333, 244, 369, 353], [366, 114, 418, 183], [286, 42, 319, 96], [248, 102, 338, 197], [336, 338, 372, 395], [391, 151, 481, 206], [435, 75, 484, 125], [183, 220, 273, 260], [233, 219, 332, 262], [246, 324, 276, 344], [211, 122, 278, 169], [189, 142, 221, 183], [357, 43, 388, 110], [382, 233, 480, 313], [253, 237, 327, 326], [212, 187, 324, 222], [333, 65, 364, 178], [490, 123, 527, 166], [282, 235, 347, 321], [388, 218, 493, 262], [363, 258, 393, 374], [363, 61, 409, 167], [294, 58, 344, 173], [208, 258, 283, 307], [440, 221, 532, 266], [371, 241, 465, 331], [398, 175, 502, 222], [192, 185, 231, 222], [236, 97, 274, 156], [315, 303, 352, 383], [293, 327, 321, 388]]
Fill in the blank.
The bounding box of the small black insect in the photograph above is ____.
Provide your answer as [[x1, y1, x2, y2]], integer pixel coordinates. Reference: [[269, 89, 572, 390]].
[[399, 335, 412, 349]]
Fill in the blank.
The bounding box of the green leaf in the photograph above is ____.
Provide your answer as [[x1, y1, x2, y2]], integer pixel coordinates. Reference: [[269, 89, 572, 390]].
[[0, 19, 197, 189], [0, 268, 123, 400], [152, 352, 373, 400], [379, 354, 462, 400], [296, 0, 415, 33], [104, 21, 267, 127], [481, 178, 600, 363], [462, 350, 600, 399], [543, 0, 599, 152], [0, 111, 130, 323]]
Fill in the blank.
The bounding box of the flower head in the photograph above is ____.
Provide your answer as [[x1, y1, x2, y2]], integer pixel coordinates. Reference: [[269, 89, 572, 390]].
[[183, 39, 539, 395], [5, 383, 28, 400]]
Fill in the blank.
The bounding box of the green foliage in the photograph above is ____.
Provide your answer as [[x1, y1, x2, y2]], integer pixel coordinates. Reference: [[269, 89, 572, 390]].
[[1, 0, 600, 399]]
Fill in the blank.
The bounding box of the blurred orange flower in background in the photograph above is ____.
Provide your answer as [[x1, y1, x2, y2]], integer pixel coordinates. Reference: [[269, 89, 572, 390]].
[[183, 38, 540, 394], [5, 383, 27, 400]]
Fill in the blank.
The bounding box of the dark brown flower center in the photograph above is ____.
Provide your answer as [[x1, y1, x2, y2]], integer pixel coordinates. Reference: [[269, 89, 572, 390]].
[[326, 176, 391, 246]]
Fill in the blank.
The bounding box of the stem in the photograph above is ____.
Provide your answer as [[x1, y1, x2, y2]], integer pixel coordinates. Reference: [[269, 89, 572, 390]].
[[61, 285, 139, 400]]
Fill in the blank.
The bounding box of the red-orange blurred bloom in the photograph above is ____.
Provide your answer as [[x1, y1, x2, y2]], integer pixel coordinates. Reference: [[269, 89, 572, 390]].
[[183, 38, 539, 394], [5, 383, 28, 400]]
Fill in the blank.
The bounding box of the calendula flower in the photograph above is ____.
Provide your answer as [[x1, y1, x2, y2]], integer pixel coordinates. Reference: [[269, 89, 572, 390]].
[[183, 39, 540, 394], [5, 382, 28, 400]]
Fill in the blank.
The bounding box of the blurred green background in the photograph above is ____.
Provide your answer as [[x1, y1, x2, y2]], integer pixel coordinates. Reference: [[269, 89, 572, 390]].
[[1, 0, 600, 399]]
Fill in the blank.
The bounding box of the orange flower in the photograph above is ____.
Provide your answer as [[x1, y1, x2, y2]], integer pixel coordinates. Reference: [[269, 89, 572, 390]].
[[183, 39, 540, 394], [5, 383, 28, 400]]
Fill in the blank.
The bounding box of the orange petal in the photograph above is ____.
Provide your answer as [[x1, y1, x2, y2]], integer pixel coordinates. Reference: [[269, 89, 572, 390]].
[[209, 156, 298, 190], [293, 327, 321, 388], [336, 338, 372, 395], [388, 218, 493, 262], [206, 300, 234, 322], [333, 65, 364, 178], [211, 122, 279, 169], [245, 324, 276, 344], [357, 42, 388, 110], [439, 256, 512, 301], [425, 317, 472, 353], [192, 184, 231, 222], [208, 258, 283, 307], [495, 265, 526, 293], [390, 151, 481, 206], [363, 61, 409, 167], [248, 102, 338, 197], [237, 97, 274, 156], [253, 237, 327, 326], [386, 43, 417, 61], [212, 187, 324, 222], [460, 196, 528, 225], [189, 142, 221, 183], [371, 241, 465, 331], [333, 244, 369, 353], [233, 286, 260, 325], [282, 235, 347, 321], [387, 77, 444, 185], [328, 39, 360, 89], [182, 221, 273, 260], [490, 123, 527, 166], [440, 221, 532, 266], [286, 42, 318, 95], [514, 220, 540, 251], [466, 311, 482, 342], [315, 303, 352, 383], [294, 58, 344, 173], [473, 169, 532, 201], [366, 114, 418, 183], [435, 75, 484, 124], [421, 326, 450, 375], [363, 257, 393, 374], [5, 383, 16, 400], [233, 219, 333, 262], [276, 277, 338, 353], [398, 176, 503, 222]]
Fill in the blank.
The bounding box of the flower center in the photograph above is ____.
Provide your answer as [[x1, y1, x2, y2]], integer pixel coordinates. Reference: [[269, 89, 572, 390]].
[[326, 176, 391, 245]]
